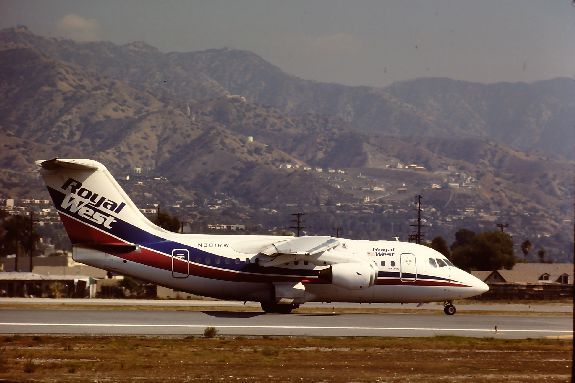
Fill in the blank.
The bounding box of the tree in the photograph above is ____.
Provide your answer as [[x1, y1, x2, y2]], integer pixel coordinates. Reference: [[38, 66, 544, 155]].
[[0, 214, 40, 271], [449, 228, 476, 270], [537, 248, 546, 263], [426, 236, 451, 258], [450, 229, 516, 271], [153, 210, 181, 233], [1, 215, 27, 256], [520, 240, 532, 259], [450, 245, 473, 271], [450, 228, 476, 251]]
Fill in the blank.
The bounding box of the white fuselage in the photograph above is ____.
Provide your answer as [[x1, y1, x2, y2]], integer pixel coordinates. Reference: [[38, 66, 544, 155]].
[[73, 232, 488, 304]]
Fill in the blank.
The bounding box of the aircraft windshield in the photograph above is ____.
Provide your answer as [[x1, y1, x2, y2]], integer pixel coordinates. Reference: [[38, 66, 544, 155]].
[[436, 259, 447, 267]]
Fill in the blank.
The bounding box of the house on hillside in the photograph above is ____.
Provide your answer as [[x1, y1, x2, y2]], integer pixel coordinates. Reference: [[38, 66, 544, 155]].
[[471, 263, 573, 299]]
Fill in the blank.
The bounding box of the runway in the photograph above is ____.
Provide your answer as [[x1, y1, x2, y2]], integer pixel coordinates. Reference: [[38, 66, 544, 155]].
[[0, 308, 571, 339]]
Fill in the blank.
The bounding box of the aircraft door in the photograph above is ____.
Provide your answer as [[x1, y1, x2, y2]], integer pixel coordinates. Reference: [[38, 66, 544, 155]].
[[171, 249, 190, 278], [400, 253, 417, 282]]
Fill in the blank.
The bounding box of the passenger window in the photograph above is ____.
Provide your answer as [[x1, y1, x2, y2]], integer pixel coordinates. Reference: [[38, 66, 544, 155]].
[[436, 259, 447, 267], [235, 258, 241, 265], [215, 258, 221, 265], [390, 261, 396, 267], [429, 258, 438, 268], [381, 261, 385, 266], [294, 261, 299, 265], [205, 257, 211, 265]]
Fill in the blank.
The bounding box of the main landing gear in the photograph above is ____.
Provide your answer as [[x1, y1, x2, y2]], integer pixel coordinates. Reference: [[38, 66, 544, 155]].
[[443, 301, 456, 315], [260, 302, 299, 314]]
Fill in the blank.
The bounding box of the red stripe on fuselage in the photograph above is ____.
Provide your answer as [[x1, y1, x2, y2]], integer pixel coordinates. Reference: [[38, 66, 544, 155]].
[[60, 212, 116, 244]]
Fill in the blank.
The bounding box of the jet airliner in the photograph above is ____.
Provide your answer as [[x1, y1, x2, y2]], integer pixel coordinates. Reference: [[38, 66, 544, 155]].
[[37, 158, 488, 314]]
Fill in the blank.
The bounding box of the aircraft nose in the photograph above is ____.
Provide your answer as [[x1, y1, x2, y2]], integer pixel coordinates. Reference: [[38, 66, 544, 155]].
[[472, 277, 489, 295], [450, 268, 490, 298]]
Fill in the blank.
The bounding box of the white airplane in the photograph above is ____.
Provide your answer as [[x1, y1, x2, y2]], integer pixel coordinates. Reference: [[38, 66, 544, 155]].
[[37, 158, 488, 314]]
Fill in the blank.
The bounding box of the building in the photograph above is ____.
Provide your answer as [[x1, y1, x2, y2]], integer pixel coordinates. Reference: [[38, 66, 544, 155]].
[[0, 253, 108, 298], [0, 272, 96, 298], [0, 252, 198, 299], [471, 263, 573, 299], [474, 263, 573, 285], [207, 224, 246, 231]]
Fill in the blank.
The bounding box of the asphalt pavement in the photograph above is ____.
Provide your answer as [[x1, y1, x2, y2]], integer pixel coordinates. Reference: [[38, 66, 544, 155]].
[[0, 300, 571, 339]]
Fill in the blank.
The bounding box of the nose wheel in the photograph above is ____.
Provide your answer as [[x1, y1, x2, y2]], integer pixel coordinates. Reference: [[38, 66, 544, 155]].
[[443, 301, 456, 315]]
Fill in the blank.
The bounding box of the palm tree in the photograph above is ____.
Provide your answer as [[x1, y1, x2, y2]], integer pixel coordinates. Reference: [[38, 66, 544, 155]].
[[520, 240, 532, 260]]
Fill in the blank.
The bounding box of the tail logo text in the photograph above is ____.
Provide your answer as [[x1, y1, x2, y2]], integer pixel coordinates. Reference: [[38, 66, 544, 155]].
[[60, 178, 125, 229]]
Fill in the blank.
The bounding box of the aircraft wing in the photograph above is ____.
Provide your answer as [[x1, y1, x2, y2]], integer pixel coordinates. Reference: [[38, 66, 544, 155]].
[[261, 236, 339, 257]]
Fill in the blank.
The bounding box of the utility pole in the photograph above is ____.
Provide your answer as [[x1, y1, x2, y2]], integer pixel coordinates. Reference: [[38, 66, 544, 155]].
[[496, 223, 509, 233], [27, 210, 39, 272], [180, 220, 188, 234], [290, 212, 305, 237], [409, 195, 425, 244], [334, 226, 342, 238]]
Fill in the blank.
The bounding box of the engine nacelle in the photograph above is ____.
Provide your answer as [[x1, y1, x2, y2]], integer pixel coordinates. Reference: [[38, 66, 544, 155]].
[[320, 262, 377, 290]]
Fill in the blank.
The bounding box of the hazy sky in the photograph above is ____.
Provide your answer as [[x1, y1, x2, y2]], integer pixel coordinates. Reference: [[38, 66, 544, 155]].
[[1, 0, 574, 86]]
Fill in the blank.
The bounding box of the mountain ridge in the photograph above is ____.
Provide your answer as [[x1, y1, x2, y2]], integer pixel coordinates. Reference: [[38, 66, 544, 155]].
[[3, 26, 572, 160]]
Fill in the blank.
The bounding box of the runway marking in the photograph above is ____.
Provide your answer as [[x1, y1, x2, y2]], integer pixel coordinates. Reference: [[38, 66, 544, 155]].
[[0, 323, 572, 334]]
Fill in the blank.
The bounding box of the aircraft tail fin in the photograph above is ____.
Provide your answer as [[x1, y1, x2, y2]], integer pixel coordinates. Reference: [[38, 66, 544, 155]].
[[36, 158, 163, 246]]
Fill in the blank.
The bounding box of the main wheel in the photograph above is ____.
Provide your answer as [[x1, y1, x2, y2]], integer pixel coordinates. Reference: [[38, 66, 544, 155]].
[[443, 304, 456, 315], [261, 302, 298, 314]]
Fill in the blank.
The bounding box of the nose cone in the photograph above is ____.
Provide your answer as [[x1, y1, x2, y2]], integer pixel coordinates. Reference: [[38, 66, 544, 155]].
[[451, 267, 490, 298], [470, 276, 489, 296]]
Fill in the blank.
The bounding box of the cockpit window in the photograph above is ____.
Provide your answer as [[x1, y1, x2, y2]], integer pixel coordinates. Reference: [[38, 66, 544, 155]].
[[444, 259, 454, 267], [428, 258, 438, 268], [436, 258, 447, 267]]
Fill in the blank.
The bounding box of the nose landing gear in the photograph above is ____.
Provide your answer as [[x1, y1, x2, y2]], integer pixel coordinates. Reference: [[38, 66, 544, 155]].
[[443, 301, 456, 315]]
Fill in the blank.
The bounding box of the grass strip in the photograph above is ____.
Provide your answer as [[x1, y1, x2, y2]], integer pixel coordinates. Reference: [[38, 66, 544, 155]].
[[0, 335, 571, 382]]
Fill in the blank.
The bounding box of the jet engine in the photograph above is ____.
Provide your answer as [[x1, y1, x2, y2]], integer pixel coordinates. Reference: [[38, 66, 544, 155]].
[[319, 262, 377, 290]]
